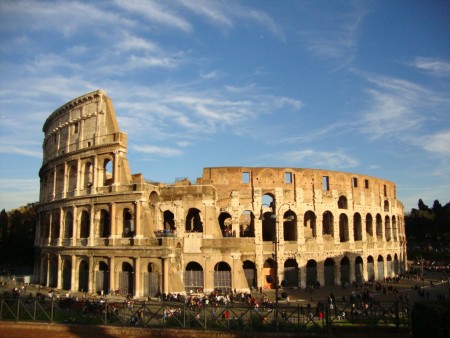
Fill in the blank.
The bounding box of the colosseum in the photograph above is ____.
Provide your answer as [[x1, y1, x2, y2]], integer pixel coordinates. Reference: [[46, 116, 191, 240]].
[[34, 90, 407, 298]]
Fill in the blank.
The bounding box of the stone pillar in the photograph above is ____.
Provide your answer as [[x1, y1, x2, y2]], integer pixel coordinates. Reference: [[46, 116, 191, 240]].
[[109, 256, 115, 294], [163, 257, 169, 294], [316, 213, 323, 244], [335, 264, 341, 286], [134, 201, 141, 239], [349, 258, 355, 284], [58, 208, 63, 246], [110, 203, 116, 238], [89, 204, 95, 246], [76, 158, 81, 197], [71, 255, 76, 292], [348, 214, 355, 246], [88, 255, 94, 293], [113, 151, 120, 185], [203, 256, 211, 293], [317, 262, 324, 287], [134, 256, 141, 297], [71, 206, 77, 246], [231, 254, 241, 290], [57, 255, 62, 289], [333, 217, 340, 245]]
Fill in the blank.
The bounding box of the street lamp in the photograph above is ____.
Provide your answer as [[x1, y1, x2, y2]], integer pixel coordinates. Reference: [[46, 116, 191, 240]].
[[260, 202, 295, 331]]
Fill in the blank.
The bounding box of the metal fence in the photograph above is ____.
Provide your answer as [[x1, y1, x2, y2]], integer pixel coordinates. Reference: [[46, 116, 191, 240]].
[[0, 296, 410, 334]]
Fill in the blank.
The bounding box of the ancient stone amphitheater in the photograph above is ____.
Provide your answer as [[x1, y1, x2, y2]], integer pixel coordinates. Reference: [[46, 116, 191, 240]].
[[34, 90, 407, 297]]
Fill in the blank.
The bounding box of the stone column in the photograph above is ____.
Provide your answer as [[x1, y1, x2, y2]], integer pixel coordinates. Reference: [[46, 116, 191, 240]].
[[58, 208, 63, 246], [71, 206, 77, 246], [163, 257, 169, 294], [109, 256, 115, 294], [71, 255, 76, 292], [76, 158, 81, 197], [316, 213, 323, 244], [134, 201, 141, 239], [57, 255, 62, 289], [88, 255, 95, 293], [89, 204, 95, 246], [231, 254, 241, 290], [134, 257, 141, 297], [110, 203, 116, 241]]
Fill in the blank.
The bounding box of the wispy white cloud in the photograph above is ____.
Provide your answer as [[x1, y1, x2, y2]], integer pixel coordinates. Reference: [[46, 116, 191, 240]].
[[259, 149, 359, 169], [114, 0, 192, 32], [412, 57, 450, 77], [131, 144, 182, 157], [301, 2, 367, 69], [420, 131, 450, 156]]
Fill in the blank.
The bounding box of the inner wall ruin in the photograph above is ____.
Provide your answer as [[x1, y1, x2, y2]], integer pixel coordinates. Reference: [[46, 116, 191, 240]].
[[34, 90, 407, 297]]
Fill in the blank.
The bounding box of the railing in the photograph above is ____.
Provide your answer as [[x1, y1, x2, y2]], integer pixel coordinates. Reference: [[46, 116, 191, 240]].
[[0, 296, 411, 334]]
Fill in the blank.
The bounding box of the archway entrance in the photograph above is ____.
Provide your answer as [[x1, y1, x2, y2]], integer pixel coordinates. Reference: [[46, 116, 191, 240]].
[[119, 262, 134, 296]]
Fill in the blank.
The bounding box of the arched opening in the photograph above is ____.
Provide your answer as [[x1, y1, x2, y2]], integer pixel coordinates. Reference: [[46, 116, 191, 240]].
[[394, 254, 399, 275], [51, 211, 60, 239], [55, 166, 64, 197], [304, 211, 316, 239], [261, 209, 275, 242], [103, 158, 113, 186], [306, 260, 318, 287], [324, 258, 335, 286], [99, 209, 110, 238], [263, 259, 276, 289], [365, 213, 373, 237], [339, 214, 349, 242], [385, 216, 391, 242], [353, 213, 362, 241], [367, 256, 375, 281], [67, 164, 77, 192], [64, 211, 73, 239], [119, 262, 134, 296], [186, 208, 203, 232], [340, 257, 350, 285], [79, 210, 90, 239], [96, 261, 109, 295], [386, 254, 393, 277], [240, 211, 255, 237], [163, 210, 176, 231], [48, 255, 58, 288], [338, 196, 348, 209], [283, 210, 297, 241], [83, 162, 93, 189], [243, 260, 257, 289], [392, 216, 397, 241], [376, 214, 383, 238], [184, 261, 204, 293], [218, 212, 232, 237], [283, 259, 298, 287], [377, 255, 384, 281], [213, 262, 232, 293], [355, 256, 364, 285], [144, 262, 160, 297], [384, 200, 389, 212], [78, 260, 89, 292], [322, 211, 334, 236], [123, 208, 134, 237], [62, 259, 72, 291]]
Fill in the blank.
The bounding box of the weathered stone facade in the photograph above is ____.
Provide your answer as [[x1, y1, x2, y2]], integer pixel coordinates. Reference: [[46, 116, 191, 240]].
[[34, 90, 407, 297]]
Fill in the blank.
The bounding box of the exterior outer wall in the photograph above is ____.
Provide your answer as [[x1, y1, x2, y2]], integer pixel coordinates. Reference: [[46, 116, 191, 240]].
[[34, 90, 407, 297]]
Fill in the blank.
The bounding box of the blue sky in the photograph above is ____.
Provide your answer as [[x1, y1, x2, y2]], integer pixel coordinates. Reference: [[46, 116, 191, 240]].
[[0, 0, 449, 212]]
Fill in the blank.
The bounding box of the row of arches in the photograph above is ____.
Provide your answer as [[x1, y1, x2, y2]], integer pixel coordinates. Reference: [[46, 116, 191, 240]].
[[40, 207, 135, 241], [41, 155, 114, 201], [43, 257, 161, 298]]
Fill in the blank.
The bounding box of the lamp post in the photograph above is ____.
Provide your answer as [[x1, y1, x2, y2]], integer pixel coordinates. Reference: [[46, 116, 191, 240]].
[[260, 202, 294, 331]]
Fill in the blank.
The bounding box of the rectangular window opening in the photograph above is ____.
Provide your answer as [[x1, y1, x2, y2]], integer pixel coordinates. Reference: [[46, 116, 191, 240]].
[[384, 184, 387, 197], [242, 172, 250, 184], [364, 179, 369, 189], [285, 172, 292, 184], [323, 176, 330, 191], [352, 177, 358, 188]]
